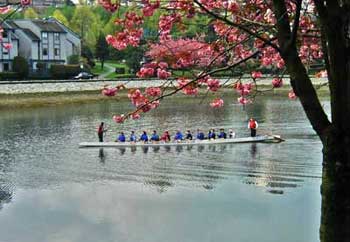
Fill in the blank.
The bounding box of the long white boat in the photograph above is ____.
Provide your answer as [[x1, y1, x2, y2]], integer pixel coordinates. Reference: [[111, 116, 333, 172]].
[[79, 135, 284, 148]]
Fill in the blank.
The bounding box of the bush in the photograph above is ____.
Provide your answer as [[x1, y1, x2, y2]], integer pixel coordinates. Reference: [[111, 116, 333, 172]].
[[50, 64, 81, 79], [67, 55, 80, 64], [115, 67, 125, 74], [0, 72, 18, 81], [13, 56, 29, 79]]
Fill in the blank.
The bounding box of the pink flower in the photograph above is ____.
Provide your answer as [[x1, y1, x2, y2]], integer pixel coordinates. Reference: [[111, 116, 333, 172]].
[[272, 78, 283, 88], [0, 6, 11, 14], [157, 68, 171, 79], [315, 70, 327, 78], [207, 78, 220, 91], [158, 62, 168, 69], [131, 113, 140, 120], [288, 90, 297, 99], [145, 87, 161, 97], [113, 115, 125, 123], [136, 67, 155, 78], [210, 98, 224, 108], [102, 87, 117, 96], [21, 0, 31, 5], [2, 43, 12, 50], [238, 96, 250, 105], [251, 71, 262, 79]]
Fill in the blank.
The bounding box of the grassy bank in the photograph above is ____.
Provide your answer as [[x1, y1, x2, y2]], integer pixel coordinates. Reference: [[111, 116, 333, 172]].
[[0, 85, 329, 109]]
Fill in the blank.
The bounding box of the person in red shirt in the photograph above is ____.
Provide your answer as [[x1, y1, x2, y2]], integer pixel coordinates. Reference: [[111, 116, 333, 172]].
[[97, 122, 107, 142], [248, 118, 258, 137], [160, 130, 171, 142]]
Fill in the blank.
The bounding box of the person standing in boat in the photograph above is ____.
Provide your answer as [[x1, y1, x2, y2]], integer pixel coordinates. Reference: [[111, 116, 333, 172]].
[[116, 132, 126, 142], [151, 130, 160, 142], [196, 129, 205, 140], [218, 129, 227, 139], [160, 131, 171, 142], [140, 131, 149, 142], [248, 118, 259, 137], [97, 122, 107, 142], [174, 130, 183, 142], [130, 131, 137, 142], [185, 130, 193, 140]]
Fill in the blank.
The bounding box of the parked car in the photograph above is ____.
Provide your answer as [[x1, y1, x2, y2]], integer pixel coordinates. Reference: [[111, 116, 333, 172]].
[[73, 72, 96, 79]]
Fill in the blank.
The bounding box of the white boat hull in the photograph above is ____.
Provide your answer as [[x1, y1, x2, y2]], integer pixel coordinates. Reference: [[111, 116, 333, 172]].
[[79, 135, 283, 148]]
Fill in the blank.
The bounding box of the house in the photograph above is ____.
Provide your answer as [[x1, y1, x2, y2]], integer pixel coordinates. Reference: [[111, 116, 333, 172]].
[[0, 22, 19, 72], [5, 18, 81, 71]]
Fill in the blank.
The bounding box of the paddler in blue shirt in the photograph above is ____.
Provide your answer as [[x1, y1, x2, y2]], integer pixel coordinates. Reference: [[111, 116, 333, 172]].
[[151, 130, 160, 142], [196, 129, 205, 140], [130, 131, 137, 142], [218, 128, 227, 139], [140, 131, 149, 142], [174, 130, 183, 141], [208, 129, 216, 139], [116, 132, 126, 142]]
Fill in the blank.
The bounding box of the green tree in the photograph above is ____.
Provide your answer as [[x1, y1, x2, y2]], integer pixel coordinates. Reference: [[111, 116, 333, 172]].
[[52, 9, 69, 27], [13, 56, 29, 79], [95, 33, 109, 69], [70, 6, 102, 51], [23, 8, 39, 19]]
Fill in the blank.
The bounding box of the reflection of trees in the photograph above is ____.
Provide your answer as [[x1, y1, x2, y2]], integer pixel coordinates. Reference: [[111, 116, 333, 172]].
[[0, 185, 13, 211]]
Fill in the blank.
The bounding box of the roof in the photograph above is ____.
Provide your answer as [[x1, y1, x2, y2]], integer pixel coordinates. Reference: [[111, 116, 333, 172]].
[[32, 20, 66, 33], [21, 28, 40, 41]]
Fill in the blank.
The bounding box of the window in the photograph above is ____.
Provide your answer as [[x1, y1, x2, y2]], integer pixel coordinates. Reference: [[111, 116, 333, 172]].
[[54, 33, 60, 42], [2, 31, 8, 38], [3, 63, 9, 71], [54, 48, 59, 56], [43, 48, 48, 56], [42, 32, 48, 42]]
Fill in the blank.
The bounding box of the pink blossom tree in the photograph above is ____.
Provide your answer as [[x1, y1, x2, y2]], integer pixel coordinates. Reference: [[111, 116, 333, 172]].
[[100, 1, 350, 239]]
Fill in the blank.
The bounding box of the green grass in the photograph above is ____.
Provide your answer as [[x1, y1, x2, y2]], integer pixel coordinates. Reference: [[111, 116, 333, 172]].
[[91, 61, 131, 77]]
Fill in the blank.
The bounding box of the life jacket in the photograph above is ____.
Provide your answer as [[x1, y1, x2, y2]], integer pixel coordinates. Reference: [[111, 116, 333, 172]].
[[97, 125, 103, 134], [249, 120, 257, 129]]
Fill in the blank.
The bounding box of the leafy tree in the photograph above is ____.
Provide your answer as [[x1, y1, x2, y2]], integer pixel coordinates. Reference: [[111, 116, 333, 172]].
[[13, 56, 29, 79], [95, 33, 109, 69], [23, 8, 39, 19], [67, 54, 80, 64], [52, 9, 69, 27], [123, 46, 145, 74], [81, 43, 95, 67]]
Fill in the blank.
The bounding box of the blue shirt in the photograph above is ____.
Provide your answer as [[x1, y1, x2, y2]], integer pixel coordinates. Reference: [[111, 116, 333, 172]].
[[174, 132, 183, 141], [151, 134, 160, 141], [118, 134, 126, 142], [140, 134, 148, 142], [218, 132, 227, 139], [208, 132, 216, 139], [196, 132, 205, 140], [130, 134, 137, 142]]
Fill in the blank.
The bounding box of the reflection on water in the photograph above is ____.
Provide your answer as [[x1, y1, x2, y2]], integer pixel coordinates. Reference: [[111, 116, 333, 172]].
[[0, 96, 326, 242]]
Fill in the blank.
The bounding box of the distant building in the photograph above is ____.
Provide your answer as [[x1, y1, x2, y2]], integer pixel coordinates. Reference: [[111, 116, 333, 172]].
[[0, 22, 19, 72], [2, 18, 81, 71]]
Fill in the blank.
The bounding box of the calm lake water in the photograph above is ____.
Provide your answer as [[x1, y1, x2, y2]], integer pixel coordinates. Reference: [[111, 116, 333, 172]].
[[0, 95, 327, 242]]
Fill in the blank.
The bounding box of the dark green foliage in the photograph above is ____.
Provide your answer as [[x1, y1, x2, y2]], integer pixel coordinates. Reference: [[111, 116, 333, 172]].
[[95, 33, 109, 69], [67, 55, 80, 64], [0, 72, 18, 81], [123, 46, 145, 74], [81, 44, 95, 67], [50, 64, 81, 79], [12, 56, 29, 79]]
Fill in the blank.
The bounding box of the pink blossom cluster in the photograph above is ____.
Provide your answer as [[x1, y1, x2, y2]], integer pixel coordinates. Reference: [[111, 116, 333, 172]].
[[158, 13, 181, 41], [128, 89, 160, 113], [106, 28, 143, 50], [21, 0, 31, 5], [98, 0, 118, 12], [251, 71, 262, 79], [272, 78, 283, 88], [102, 87, 118, 96], [234, 82, 253, 105], [142, 0, 160, 17], [137, 62, 172, 79], [210, 98, 224, 108], [145, 87, 161, 97], [288, 90, 297, 99], [0, 6, 11, 14], [206, 78, 220, 92], [177, 78, 198, 95], [168, 0, 196, 18]]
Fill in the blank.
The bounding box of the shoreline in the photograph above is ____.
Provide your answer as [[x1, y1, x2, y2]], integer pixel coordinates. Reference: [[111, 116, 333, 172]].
[[0, 84, 330, 109]]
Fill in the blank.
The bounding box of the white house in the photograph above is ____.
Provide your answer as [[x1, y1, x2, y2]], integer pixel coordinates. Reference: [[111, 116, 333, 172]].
[[4, 18, 81, 71], [0, 22, 19, 72]]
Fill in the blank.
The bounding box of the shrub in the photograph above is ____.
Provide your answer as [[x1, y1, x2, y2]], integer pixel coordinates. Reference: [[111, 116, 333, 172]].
[[67, 55, 80, 64], [0, 72, 18, 81], [50, 64, 81, 79], [12, 56, 29, 79]]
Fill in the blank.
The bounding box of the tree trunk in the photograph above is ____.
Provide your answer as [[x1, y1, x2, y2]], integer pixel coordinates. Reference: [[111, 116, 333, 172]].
[[320, 147, 350, 242]]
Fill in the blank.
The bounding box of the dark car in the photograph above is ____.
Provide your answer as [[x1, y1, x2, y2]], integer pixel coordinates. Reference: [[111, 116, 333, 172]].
[[73, 72, 96, 79]]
